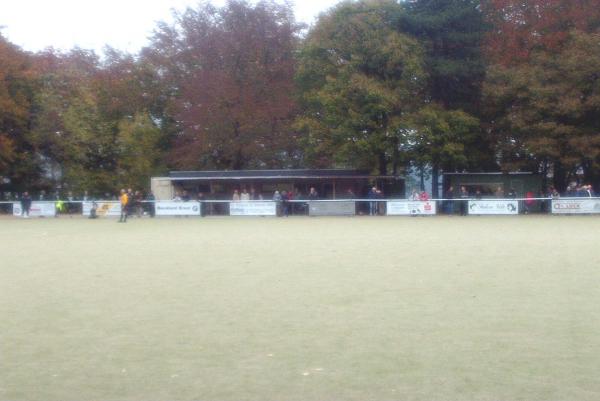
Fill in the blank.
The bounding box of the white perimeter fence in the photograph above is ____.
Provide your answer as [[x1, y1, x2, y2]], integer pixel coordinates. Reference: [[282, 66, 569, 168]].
[[2, 198, 600, 217]]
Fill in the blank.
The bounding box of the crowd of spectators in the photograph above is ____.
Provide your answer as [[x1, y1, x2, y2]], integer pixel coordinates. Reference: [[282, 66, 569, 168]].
[[2, 181, 598, 218]]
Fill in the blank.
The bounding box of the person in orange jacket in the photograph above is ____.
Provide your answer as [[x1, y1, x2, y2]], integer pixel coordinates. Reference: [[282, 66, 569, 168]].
[[119, 189, 129, 223]]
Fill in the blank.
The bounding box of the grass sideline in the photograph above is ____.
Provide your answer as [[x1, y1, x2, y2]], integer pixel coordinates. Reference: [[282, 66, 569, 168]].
[[1, 216, 600, 401]]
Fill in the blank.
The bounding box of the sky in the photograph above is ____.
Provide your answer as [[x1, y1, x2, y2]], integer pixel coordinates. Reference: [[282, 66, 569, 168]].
[[0, 0, 341, 54]]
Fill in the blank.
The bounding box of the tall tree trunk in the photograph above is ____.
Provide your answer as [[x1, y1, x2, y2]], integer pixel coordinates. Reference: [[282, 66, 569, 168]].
[[431, 163, 439, 198], [420, 167, 425, 191], [378, 153, 387, 176], [553, 160, 567, 192]]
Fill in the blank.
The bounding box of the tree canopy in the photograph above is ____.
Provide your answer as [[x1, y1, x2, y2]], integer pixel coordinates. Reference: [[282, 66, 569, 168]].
[[1, 0, 600, 195]]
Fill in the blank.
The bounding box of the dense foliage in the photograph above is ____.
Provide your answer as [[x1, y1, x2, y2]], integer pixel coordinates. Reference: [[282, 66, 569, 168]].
[[1, 0, 599, 195]]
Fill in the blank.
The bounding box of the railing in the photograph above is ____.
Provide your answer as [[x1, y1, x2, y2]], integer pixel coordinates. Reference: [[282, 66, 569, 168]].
[[2, 197, 600, 217]]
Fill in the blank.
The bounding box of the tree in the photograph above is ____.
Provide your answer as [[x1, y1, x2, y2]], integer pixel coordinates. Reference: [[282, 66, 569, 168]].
[[401, 0, 491, 195], [408, 104, 481, 194], [483, 0, 600, 65], [402, 0, 487, 112], [144, 0, 302, 170], [29, 48, 168, 195], [116, 112, 164, 190], [0, 34, 37, 190], [295, 0, 427, 175], [484, 30, 600, 190]]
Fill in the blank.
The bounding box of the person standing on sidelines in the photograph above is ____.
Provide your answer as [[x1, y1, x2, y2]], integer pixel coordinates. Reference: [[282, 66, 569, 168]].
[[147, 192, 156, 218], [21, 191, 32, 218], [444, 186, 454, 214], [459, 186, 469, 216], [119, 189, 129, 223], [367, 186, 378, 216]]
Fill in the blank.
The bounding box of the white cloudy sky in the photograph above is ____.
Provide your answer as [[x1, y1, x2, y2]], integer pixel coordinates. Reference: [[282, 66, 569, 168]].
[[0, 0, 341, 53]]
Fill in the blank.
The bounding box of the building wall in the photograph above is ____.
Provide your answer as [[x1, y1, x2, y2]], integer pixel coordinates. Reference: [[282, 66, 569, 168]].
[[151, 178, 174, 200]]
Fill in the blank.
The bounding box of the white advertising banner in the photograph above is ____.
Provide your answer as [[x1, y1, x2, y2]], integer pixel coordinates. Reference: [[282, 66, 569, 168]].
[[13, 202, 56, 217], [82, 202, 122, 217], [230, 201, 277, 216], [387, 201, 437, 216], [552, 199, 600, 214], [155, 201, 201, 216], [468, 200, 519, 215]]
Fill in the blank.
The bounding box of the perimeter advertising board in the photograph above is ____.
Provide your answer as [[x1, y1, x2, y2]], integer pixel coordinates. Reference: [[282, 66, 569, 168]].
[[387, 201, 437, 216], [552, 199, 600, 214], [155, 201, 201, 216], [468, 200, 519, 215], [308, 201, 356, 216], [12, 202, 56, 217], [230, 201, 277, 216], [82, 202, 121, 217]]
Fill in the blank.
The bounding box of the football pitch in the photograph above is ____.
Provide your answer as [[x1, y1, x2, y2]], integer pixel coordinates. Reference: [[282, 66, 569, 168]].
[[1, 216, 599, 401]]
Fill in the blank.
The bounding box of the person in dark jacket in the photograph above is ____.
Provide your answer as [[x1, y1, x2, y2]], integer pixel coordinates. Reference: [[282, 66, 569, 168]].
[[367, 187, 378, 216], [459, 186, 469, 216], [281, 190, 290, 217], [21, 192, 32, 218], [197, 192, 205, 217], [146, 192, 156, 217], [444, 186, 454, 215]]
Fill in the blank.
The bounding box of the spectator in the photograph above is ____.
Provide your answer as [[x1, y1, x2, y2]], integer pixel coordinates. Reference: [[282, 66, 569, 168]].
[[419, 190, 430, 201], [583, 185, 593, 197], [494, 186, 504, 198], [281, 190, 290, 217], [409, 188, 420, 201], [146, 192, 156, 218], [376, 188, 385, 215], [565, 183, 578, 197], [293, 188, 305, 215], [507, 188, 517, 198], [38, 190, 47, 201], [444, 186, 454, 214], [367, 187, 378, 216], [273, 190, 282, 216], [196, 192, 205, 217], [135, 190, 144, 217], [89, 201, 99, 219], [344, 188, 355, 199], [240, 188, 250, 201], [524, 191, 535, 214], [119, 189, 129, 223], [475, 189, 482, 200], [181, 190, 191, 202], [308, 187, 319, 200], [232, 189, 240, 202], [459, 186, 469, 216], [125, 189, 133, 217], [21, 191, 32, 218], [66, 191, 75, 214]]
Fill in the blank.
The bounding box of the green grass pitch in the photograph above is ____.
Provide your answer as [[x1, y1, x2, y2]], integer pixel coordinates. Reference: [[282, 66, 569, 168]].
[[1, 216, 600, 400]]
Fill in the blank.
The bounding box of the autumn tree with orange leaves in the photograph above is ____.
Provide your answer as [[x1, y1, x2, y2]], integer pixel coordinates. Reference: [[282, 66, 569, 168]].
[[483, 0, 600, 190], [144, 0, 303, 170]]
